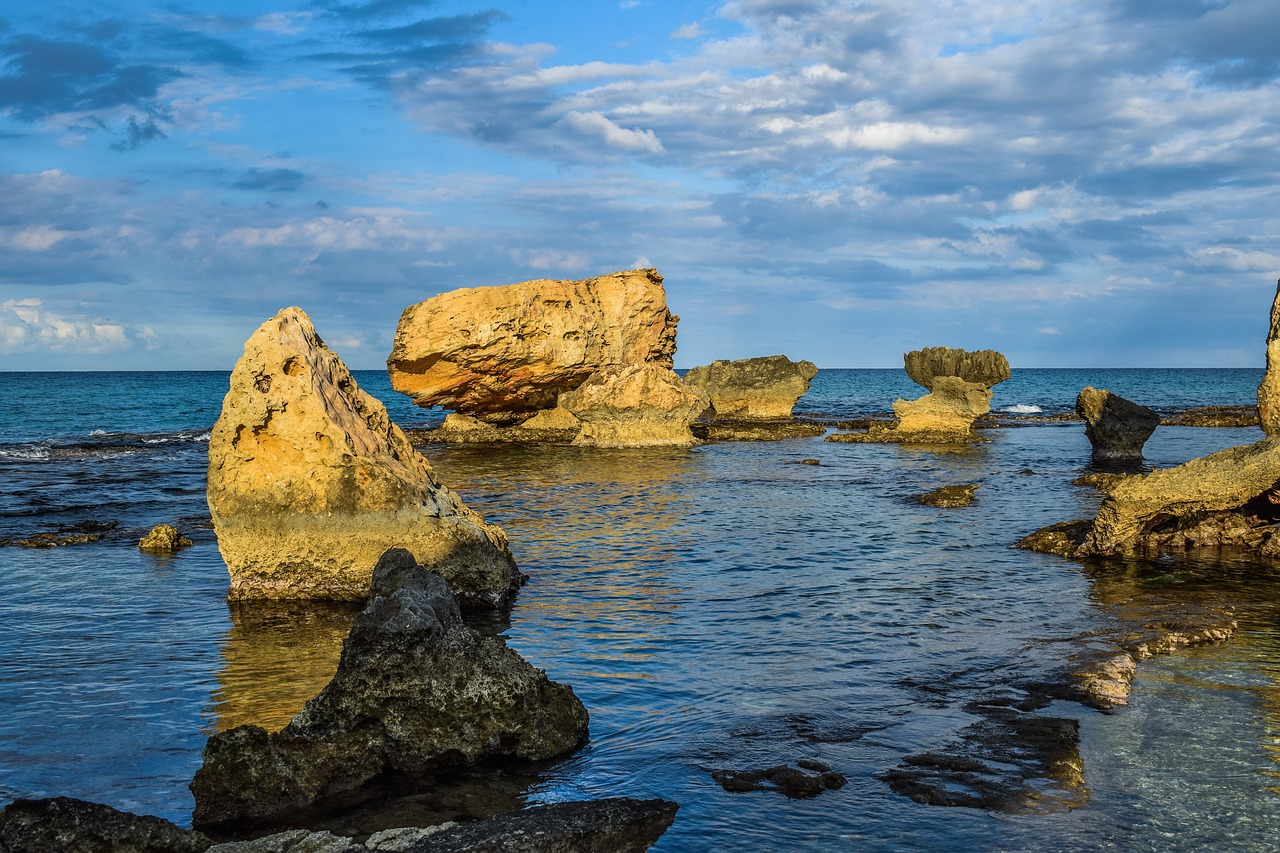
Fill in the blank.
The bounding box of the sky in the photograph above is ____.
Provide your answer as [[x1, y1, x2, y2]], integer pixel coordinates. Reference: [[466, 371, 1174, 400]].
[[1, 0, 1278, 371]]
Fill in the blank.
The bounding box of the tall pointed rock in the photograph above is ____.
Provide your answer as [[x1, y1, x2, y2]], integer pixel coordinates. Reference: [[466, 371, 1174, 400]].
[[1259, 279, 1280, 436]]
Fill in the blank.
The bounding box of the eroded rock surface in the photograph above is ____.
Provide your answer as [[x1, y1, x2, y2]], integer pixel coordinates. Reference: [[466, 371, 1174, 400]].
[[904, 347, 1010, 390], [915, 484, 979, 507], [827, 376, 994, 444], [191, 550, 588, 831], [682, 355, 818, 421], [207, 308, 517, 607], [0, 796, 210, 853], [560, 363, 709, 447], [1075, 387, 1159, 462], [138, 523, 193, 553], [1259, 279, 1280, 436], [387, 269, 679, 425]]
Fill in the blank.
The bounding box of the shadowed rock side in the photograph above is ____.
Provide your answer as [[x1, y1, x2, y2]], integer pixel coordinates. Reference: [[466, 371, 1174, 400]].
[[0, 797, 211, 853], [682, 355, 818, 420], [1075, 387, 1159, 462], [903, 347, 1010, 391], [560, 363, 709, 447], [191, 550, 589, 832], [207, 307, 518, 608], [387, 269, 679, 425], [1259, 279, 1280, 436]]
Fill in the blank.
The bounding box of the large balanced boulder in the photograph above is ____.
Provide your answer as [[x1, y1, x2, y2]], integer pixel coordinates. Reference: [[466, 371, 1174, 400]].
[[1258, 279, 1280, 436], [904, 346, 1010, 390], [682, 355, 818, 421], [207, 308, 518, 608], [1075, 387, 1160, 462], [387, 269, 679, 425], [561, 363, 709, 447], [191, 549, 589, 830]]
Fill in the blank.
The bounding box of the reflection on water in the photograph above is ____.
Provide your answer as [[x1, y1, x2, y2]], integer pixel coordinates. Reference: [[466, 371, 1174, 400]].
[[207, 601, 359, 733]]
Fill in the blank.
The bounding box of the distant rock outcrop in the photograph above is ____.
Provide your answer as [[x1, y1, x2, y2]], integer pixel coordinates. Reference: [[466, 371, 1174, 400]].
[[1260, 279, 1280, 436], [138, 523, 193, 553], [191, 549, 589, 831], [560, 363, 709, 447], [904, 347, 1010, 390], [1075, 387, 1159, 462], [682, 355, 818, 421], [207, 308, 518, 608], [387, 269, 679, 425]]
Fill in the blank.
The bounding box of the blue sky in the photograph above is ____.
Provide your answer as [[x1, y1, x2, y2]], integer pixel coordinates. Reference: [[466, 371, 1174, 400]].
[[1, 0, 1278, 370]]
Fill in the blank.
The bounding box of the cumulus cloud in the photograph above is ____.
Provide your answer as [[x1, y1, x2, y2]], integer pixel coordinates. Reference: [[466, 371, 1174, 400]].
[[0, 298, 137, 353]]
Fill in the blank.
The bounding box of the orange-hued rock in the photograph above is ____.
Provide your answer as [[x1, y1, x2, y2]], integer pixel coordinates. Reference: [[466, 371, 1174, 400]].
[[1259, 279, 1280, 436], [207, 307, 518, 607], [387, 269, 679, 424], [561, 363, 709, 447], [682, 355, 818, 420]]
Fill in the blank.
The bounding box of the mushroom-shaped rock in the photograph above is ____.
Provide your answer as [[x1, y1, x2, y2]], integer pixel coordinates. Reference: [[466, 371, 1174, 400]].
[[191, 549, 590, 831], [1075, 387, 1159, 462], [1259, 279, 1280, 436], [387, 269, 679, 425], [207, 307, 518, 608], [682, 355, 818, 421], [904, 346, 1010, 391], [561, 363, 710, 447]]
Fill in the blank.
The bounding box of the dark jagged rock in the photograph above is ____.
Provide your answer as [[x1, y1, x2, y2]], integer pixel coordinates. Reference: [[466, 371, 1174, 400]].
[[1161, 405, 1260, 428], [400, 798, 678, 853], [682, 355, 818, 421], [1017, 520, 1093, 558], [903, 347, 1010, 391], [1, 520, 118, 549], [915, 484, 979, 507], [0, 797, 210, 853], [711, 761, 846, 798], [1075, 387, 1159, 462], [191, 549, 589, 831]]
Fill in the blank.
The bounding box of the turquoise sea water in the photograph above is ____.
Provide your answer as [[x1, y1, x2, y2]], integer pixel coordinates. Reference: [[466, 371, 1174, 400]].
[[2, 368, 1279, 851]]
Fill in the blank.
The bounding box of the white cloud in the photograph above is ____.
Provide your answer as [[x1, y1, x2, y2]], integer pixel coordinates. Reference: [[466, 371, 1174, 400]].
[[560, 111, 665, 153], [0, 299, 138, 354], [671, 23, 705, 40]]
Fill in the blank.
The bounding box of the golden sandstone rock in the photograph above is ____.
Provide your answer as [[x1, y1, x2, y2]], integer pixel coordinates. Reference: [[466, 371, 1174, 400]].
[[561, 363, 710, 447], [682, 355, 818, 421], [1258, 278, 1280, 436], [387, 268, 679, 425], [207, 308, 518, 607]]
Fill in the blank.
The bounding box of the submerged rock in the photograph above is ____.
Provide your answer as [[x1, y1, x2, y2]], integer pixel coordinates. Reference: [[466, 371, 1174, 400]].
[[191, 549, 589, 831], [1075, 387, 1159, 462], [387, 269, 679, 425], [1161, 405, 1260, 428], [138, 523, 193, 553], [711, 761, 846, 799], [560, 363, 709, 447], [0, 796, 210, 853], [206, 307, 518, 608], [915, 484, 979, 507], [682, 355, 818, 421], [903, 347, 1010, 391], [1259, 279, 1280, 436]]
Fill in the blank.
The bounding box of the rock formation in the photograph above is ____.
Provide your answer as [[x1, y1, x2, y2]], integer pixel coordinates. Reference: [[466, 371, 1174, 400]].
[[711, 761, 847, 799], [904, 346, 1010, 390], [138, 523, 193, 553], [191, 549, 589, 830], [387, 269, 679, 425], [915, 484, 979, 507], [560, 363, 709, 447], [1259, 279, 1280, 435], [0, 796, 210, 853], [682, 355, 818, 421], [207, 307, 518, 608], [1075, 387, 1159, 462]]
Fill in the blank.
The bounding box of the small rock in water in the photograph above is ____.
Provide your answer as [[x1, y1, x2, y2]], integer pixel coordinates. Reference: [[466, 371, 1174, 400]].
[[797, 458, 821, 465], [711, 761, 847, 799], [138, 523, 193, 553], [915, 484, 979, 508]]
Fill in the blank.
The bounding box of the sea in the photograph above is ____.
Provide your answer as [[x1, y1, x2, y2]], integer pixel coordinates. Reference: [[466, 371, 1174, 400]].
[[3, 368, 1280, 852]]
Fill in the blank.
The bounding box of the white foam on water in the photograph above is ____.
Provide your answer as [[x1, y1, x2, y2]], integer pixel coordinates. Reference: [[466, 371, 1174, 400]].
[[1001, 404, 1043, 414]]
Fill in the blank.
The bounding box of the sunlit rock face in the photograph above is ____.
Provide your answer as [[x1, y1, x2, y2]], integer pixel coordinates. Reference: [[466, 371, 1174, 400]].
[[1258, 279, 1280, 436], [387, 268, 679, 425], [682, 355, 818, 421], [1075, 386, 1159, 462], [191, 549, 589, 831], [560, 363, 710, 447], [207, 307, 518, 608]]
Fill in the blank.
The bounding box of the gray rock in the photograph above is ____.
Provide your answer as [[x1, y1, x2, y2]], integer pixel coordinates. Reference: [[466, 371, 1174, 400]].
[[903, 347, 1010, 391], [1075, 387, 1159, 462], [398, 798, 678, 853], [191, 549, 589, 831], [207, 830, 359, 853], [711, 762, 847, 798], [364, 826, 453, 851], [0, 797, 210, 853]]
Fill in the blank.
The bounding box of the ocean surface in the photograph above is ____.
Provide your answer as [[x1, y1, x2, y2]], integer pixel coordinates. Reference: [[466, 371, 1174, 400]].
[[3, 368, 1280, 851]]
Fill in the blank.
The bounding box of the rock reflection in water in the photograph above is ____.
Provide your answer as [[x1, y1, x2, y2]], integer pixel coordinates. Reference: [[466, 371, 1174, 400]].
[[206, 600, 358, 733]]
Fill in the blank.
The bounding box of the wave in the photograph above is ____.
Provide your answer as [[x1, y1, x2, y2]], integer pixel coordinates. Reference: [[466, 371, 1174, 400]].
[[0, 429, 211, 462], [1000, 404, 1044, 414]]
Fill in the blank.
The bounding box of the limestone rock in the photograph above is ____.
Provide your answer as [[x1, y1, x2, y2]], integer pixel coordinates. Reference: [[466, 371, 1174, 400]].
[[915, 484, 979, 507], [1075, 387, 1159, 462], [0, 796, 210, 853], [207, 308, 518, 608], [903, 347, 1010, 391], [682, 355, 818, 420], [138, 523, 193, 553], [560, 363, 709, 447], [1161, 405, 1259, 428], [827, 376, 992, 444], [1259, 279, 1280, 436], [387, 269, 679, 425], [190, 549, 589, 830]]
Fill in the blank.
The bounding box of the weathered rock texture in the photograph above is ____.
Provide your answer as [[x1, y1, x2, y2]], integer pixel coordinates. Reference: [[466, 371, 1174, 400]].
[[682, 355, 818, 420], [191, 549, 589, 830], [1259, 279, 1280, 436], [560, 363, 709, 447], [138, 523, 193, 553], [1075, 387, 1159, 462], [387, 269, 679, 425], [827, 376, 993, 444], [904, 347, 1010, 391], [0, 796, 210, 853], [915, 484, 979, 508], [207, 308, 517, 607], [711, 761, 846, 799]]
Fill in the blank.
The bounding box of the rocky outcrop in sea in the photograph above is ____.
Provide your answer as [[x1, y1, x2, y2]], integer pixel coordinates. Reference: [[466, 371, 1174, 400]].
[[560, 362, 709, 447], [1075, 386, 1159, 463], [683, 355, 818, 421], [206, 308, 518, 608], [1258, 278, 1280, 436]]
